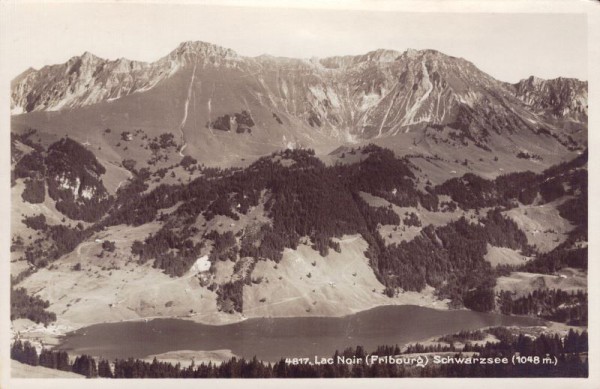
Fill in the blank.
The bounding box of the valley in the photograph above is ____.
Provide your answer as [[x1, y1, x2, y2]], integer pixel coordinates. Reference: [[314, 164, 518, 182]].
[[9, 41, 588, 376]]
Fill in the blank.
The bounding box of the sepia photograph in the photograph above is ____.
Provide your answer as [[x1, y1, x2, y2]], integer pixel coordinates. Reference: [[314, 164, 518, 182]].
[[0, 1, 597, 387]]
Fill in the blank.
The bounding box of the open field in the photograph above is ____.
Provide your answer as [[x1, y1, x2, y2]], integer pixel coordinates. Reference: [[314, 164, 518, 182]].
[[11, 360, 84, 379], [484, 244, 530, 268], [495, 268, 587, 297], [359, 191, 483, 245], [503, 200, 574, 253], [243, 234, 447, 319], [17, 222, 239, 331], [144, 349, 237, 367]]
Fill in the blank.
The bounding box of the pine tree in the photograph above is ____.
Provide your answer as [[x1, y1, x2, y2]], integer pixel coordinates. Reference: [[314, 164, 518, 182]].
[[23, 341, 39, 366], [72, 354, 98, 377], [98, 359, 113, 378]]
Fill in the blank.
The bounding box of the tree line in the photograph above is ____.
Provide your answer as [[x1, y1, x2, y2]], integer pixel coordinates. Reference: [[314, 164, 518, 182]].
[[10, 287, 56, 325], [498, 289, 587, 325], [11, 329, 587, 378], [435, 149, 587, 211]]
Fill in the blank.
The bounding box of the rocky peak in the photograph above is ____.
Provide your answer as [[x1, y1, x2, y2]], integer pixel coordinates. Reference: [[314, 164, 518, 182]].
[[67, 51, 103, 68], [167, 40, 239, 65], [362, 49, 402, 63], [64, 51, 105, 80], [81, 51, 101, 62], [403, 48, 419, 59], [513, 76, 588, 119], [525, 75, 544, 86], [397, 49, 469, 68], [11, 67, 37, 86], [318, 48, 401, 69]]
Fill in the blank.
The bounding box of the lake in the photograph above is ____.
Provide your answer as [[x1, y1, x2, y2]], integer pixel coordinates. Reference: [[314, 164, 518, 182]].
[[56, 305, 542, 362]]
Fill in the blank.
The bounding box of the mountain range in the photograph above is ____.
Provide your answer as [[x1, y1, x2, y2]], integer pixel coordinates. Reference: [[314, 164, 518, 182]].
[[11, 41, 587, 168]]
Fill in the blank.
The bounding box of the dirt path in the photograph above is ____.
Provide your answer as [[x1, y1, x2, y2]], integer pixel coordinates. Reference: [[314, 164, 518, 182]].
[[109, 161, 133, 191]]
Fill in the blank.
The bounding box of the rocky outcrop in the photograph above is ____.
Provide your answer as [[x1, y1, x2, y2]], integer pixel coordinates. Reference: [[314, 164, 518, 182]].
[[512, 76, 588, 120]]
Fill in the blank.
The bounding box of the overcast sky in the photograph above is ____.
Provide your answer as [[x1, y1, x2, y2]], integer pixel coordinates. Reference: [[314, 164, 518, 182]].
[[3, 3, 587, 83]]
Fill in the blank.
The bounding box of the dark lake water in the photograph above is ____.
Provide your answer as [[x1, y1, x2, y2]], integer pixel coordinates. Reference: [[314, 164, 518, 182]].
[[56, 305, 542, 362]]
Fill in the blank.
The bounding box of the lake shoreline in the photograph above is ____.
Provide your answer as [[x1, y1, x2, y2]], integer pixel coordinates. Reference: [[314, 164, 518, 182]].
[[54, 305, 545, 363]]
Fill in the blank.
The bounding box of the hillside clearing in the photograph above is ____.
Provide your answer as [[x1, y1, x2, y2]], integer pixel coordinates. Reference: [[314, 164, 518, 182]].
[[503, 201, 573, 253], [11, 360, 84, 378], [495, 268, 587, 297], [243, 234, 448, 319], [484, 244, 530, 268], [144, 349, 237, 367]]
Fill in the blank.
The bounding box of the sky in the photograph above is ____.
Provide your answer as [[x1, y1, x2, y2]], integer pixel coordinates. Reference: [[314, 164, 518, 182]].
[[2, 2, 588, 83]]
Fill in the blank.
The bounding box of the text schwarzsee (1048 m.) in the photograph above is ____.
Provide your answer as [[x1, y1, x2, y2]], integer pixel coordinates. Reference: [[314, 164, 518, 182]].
[[285, 354, 559, 367]]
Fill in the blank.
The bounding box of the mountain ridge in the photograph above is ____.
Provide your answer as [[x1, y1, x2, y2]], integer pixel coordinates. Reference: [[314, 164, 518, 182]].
[[12, 40, 587, 117], [10, 40, 587, 169]]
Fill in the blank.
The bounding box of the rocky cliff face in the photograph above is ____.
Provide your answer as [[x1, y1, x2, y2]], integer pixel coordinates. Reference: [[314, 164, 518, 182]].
[[11, 53, 170, 114], [512, 76, 588, 120]]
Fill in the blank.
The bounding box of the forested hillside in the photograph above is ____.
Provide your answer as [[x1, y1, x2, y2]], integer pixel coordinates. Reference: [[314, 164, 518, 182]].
[[11, 136, 587, 319], [13, 131, 113, 222]]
